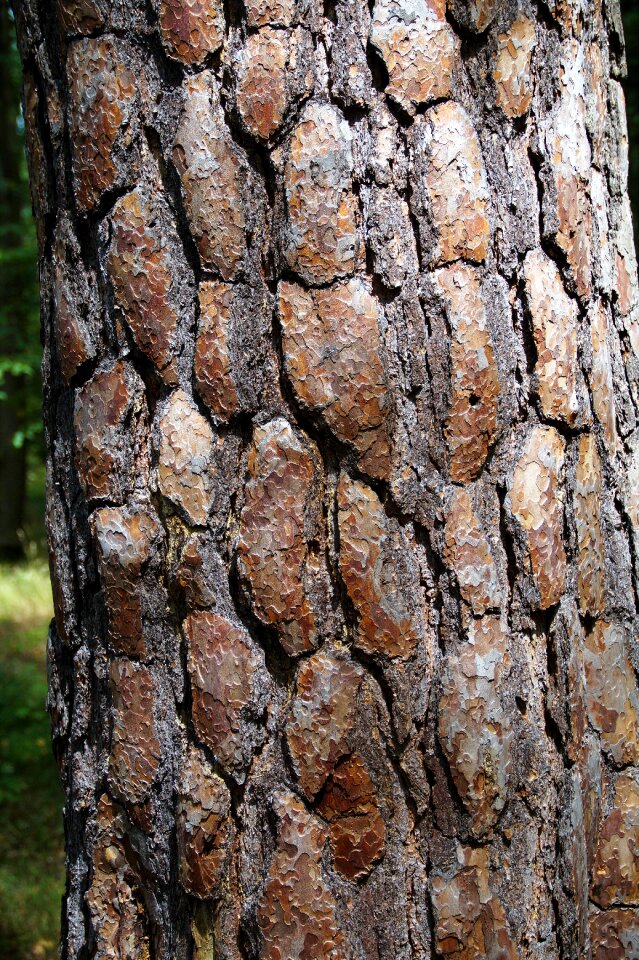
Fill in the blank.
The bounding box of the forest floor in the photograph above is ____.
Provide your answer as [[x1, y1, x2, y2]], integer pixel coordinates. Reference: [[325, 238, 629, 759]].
[[0, 562, 63, 960]]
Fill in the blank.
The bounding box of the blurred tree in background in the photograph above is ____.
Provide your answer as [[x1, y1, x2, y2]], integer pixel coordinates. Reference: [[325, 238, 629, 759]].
[[623, 1, 638, 239], [0, 0, 42, 560]]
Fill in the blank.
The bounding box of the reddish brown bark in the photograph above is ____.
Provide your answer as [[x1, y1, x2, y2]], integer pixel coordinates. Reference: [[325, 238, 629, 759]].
[[11, 0, 639, 957]]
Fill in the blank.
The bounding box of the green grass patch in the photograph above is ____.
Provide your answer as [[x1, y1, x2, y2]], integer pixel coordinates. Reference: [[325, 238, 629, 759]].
[[0, 562, 64, 960], [0, 561, 53, 626]]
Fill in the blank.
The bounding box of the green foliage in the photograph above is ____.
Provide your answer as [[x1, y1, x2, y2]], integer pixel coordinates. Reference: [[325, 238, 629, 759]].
[[0, 563, 63, 960], [0, 4, 43, 462], [0, 179, 41, 434]]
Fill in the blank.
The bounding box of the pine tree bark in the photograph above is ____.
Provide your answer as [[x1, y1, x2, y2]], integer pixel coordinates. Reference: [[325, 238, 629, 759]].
[[11, 0, 639, 956]]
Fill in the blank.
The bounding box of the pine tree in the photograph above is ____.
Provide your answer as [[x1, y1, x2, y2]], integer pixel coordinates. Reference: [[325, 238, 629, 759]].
[[11, 0, 639, 956]]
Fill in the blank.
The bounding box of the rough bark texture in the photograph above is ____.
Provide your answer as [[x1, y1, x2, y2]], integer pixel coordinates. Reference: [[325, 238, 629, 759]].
[[11, 0, 639, 957]]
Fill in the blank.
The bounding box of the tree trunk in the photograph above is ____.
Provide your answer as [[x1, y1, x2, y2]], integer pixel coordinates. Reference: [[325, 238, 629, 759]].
[[0, 373, 27, 559], [12, 0, 639, 956]]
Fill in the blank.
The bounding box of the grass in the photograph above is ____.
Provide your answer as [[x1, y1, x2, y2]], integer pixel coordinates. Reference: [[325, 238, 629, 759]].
[[0, 561, 64, 960]]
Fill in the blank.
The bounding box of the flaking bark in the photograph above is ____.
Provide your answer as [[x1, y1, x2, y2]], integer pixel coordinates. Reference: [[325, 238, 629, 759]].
[[11, 0, 639, 957]]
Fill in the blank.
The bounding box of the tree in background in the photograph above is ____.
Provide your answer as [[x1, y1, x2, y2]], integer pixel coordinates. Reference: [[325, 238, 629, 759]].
[[623, 1, 638, 238], [0, 0, 40, 559], [10, 1, 639, 959]]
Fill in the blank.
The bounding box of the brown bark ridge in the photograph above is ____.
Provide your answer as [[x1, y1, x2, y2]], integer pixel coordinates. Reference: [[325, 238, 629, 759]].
[[11, 0, 639, 956]]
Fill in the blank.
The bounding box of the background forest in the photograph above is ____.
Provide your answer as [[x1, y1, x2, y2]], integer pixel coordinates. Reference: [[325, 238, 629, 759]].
[[0, 1, 637, 958]]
